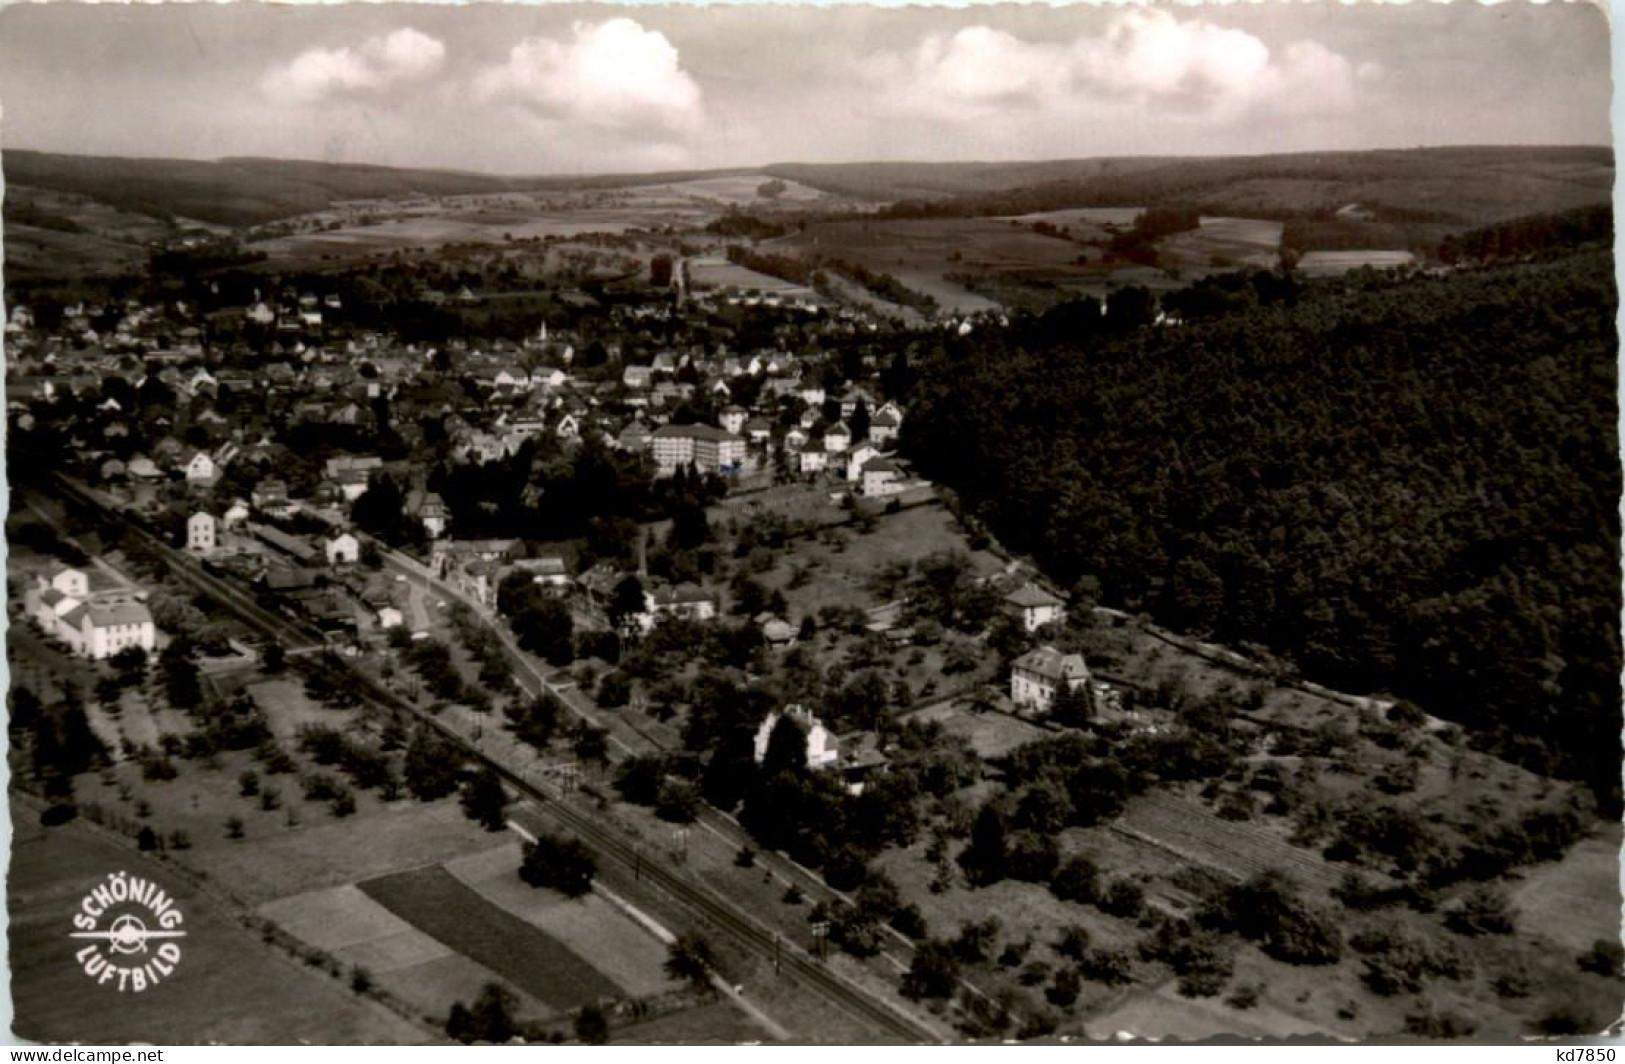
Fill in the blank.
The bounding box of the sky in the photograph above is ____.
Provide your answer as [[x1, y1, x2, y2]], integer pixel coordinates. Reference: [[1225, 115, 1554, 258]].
[[0, 2, 1613, 176]]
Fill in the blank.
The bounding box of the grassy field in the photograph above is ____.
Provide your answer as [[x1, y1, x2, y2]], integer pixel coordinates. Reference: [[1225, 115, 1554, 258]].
[[906, 701, 1049, 761], [1509, 823, 1623, 955], [1296, 250, 1417, 276], [259, 882, 548, 1026], [359, 866, 622, 1011], [770, 217, 1089, 313], [9, 808, 428, 1044], [442, 844, 680, 999], [1158, 217, 1284, 272], [686, 256, 815, 297]]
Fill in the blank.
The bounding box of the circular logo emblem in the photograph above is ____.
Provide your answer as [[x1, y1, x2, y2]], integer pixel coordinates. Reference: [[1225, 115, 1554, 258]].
[[70, 871, 187, 992]]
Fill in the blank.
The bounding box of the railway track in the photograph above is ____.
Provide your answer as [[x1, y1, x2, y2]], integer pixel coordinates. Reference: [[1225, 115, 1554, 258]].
[[44, 474, 942, 1044]]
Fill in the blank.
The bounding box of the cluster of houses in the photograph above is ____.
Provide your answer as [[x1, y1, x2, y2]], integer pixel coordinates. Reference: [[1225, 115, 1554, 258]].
[[24, 566, 157, 660]]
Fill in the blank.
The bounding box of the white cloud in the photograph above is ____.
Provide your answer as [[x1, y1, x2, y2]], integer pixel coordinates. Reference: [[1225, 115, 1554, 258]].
[[475, 19, 703, 138], [262, 28, 445, 105], [861, 11, 1368, 123]]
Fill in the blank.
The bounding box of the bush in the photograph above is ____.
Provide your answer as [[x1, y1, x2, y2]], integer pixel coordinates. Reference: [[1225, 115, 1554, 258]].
[[1046, 965, 1081, 1007], [890, 903, 928, 940], [1006, 831, 1059, 883], [1577, 939, 1624, 977], [1054, 924, 1092, 961], [1405, 1002, 1478, 1039], [519, 833, 596, 897], [1079, 947, 1134, 986], [1445, 884, 1515, 937], [1050, 855, 1101, 904], [1099, 878, 1146, 919], [574, 1004, 609, 1045], [901, 940, 960, 1000]]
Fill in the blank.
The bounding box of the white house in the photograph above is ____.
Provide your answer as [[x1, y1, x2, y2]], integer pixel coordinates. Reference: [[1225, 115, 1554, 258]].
[[798, 442, 829, 475], [860, 456, 905, 497], [823, 422, 852, 454], [325, 532, 361, 566], [416, 493, 450, 540], [719, 405, 748, 436], [869, 411, 901, 447], [222, 500, 251, 529], [845, 442, 880, 483], [377, 606, 405, 630], [1010, 645, 1091, 713], [647, 584, 717, 626], [184, 450, 218, 486], [753, 704, 840, 770], [1006, 584, 1067, 632], [187, 512, 218, 555]]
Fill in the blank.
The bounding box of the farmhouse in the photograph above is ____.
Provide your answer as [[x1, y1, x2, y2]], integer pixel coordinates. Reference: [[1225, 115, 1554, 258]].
[[1010, 645, 1091, 713]]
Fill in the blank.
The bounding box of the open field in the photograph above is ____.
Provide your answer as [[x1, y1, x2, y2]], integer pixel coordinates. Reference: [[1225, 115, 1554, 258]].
[[1509, 824, 1623, 955], [443, 844, 680, 999], [624, 174, 835, 207], [685, 256, 816, 298], [1296, 250, 1417, 276], [359, 866, 622, 1012], [9, 807, 428, 1044], [259, 882, 549, 1026], [1116, 791, 1345, 892], [1158, 217, 1284, 272], [905, 701, 1049, 761], [1004, 207, 1143, 229], [247, 678, 354, 741]]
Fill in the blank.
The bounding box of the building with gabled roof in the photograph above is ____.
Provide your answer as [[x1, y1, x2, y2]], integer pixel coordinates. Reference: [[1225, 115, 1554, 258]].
[[1006, 583, 1067, 632], [1010, 645, 1090, 713]]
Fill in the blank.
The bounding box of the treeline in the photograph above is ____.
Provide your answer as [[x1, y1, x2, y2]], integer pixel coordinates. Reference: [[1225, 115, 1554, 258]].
[[1108, 207, 1202, 266], [724, 244, 819, 286], [904, 252, 1621, 810], [1439, 205, 1613, 265]]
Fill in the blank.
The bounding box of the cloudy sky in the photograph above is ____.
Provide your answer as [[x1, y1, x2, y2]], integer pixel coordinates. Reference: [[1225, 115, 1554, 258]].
[[0, 2, 1611, 175]]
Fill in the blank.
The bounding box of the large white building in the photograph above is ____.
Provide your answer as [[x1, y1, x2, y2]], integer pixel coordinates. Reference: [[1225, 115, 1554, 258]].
[[649, 424, 747, 476], [1010, 645, 1090, 713], [26, 568, 157, 660]]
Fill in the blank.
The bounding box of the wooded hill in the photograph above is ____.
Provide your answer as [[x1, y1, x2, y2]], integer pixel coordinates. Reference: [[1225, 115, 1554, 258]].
[[903, 249, 1621, 810]]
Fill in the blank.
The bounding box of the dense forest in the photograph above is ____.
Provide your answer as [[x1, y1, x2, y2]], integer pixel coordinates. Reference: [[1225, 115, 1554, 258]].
[[904, 251, 1621, 810]]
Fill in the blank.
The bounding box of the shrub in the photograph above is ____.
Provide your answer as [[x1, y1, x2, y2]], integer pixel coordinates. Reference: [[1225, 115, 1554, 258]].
[[1099, 878, 1146, 919], [1050, 855, 1102, 904], [1079, 947, 1134, 986], [1046, 965, 1081, 1007], [1578, 939, 1624, 977]]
